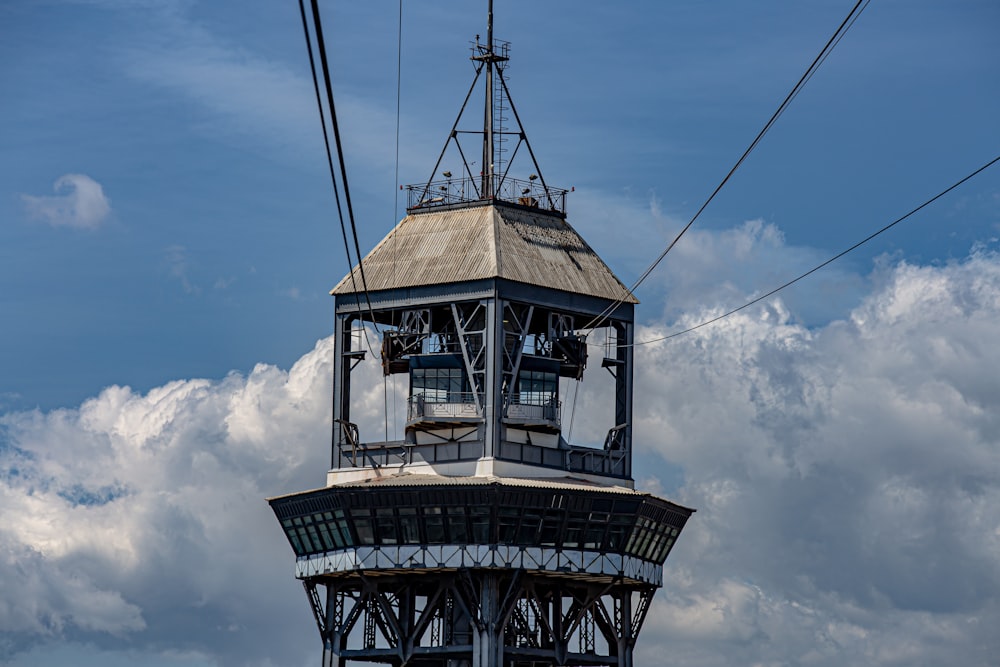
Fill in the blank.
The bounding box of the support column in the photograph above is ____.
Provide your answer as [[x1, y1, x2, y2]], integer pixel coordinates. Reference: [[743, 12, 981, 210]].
[[616, 591, 633, 667], [331, 313, 354, 469], [473, 573, 503, 667], [616, 320, 635, 479], [483, 296, 504, 460]]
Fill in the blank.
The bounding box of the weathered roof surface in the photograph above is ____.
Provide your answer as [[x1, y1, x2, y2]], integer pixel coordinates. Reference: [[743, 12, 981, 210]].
[[332, 202, 638, 303]]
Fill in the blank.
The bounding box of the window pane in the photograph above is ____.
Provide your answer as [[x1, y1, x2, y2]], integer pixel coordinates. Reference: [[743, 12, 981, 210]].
[[447, 514, 468, 542], [355, 519, 374, 545], [400, 515, 419, 543], [426, 516, 445, 542]]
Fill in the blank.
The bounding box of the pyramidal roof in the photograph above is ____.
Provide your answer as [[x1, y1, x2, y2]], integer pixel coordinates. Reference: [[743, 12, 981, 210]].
[[331, 202, 638, 304]]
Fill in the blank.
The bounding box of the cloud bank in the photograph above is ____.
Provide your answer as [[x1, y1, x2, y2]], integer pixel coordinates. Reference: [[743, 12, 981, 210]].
[[3, 247, 1000, 666], [629, 248, 1000, 666], [21, 174, 112, 230], [0, 339, 334, 666]]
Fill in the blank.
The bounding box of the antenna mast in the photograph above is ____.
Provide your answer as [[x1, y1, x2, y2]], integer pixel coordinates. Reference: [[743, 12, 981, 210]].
[[480, 0, 497, 197], [410, 0, 566, 214]]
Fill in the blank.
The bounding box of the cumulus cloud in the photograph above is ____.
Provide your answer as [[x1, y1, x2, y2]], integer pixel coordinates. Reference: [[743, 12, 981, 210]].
[[0, 338, 335, 666], [3, 246, 1000, 666], [627, 247, 1000, 666], [21, 174, 112, 230], [569, 191, 867, 327]]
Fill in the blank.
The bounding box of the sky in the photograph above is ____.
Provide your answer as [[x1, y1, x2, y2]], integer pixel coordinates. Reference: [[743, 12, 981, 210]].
[[1, 0, 999, 665]]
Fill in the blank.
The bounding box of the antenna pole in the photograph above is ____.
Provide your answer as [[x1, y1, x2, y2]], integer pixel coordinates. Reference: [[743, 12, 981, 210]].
[[482, 0, 495, 198]]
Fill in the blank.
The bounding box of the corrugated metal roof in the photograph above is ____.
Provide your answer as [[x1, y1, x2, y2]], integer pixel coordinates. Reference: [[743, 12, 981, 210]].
[[332, 202, 638, 304]]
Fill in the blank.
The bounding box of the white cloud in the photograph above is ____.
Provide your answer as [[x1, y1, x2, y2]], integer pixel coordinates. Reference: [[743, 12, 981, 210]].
[[3, 247, 1000, 666], [568, 190, 867, 327], [0, 338, 335, 666], [625, 247, 1000, 665], [21, 174, 112, 230], [122, 30, 317, 153]]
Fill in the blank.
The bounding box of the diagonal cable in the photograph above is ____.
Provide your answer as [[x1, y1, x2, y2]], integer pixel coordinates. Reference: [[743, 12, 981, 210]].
[[632, 154, 1000, 345], [583, 0, 871, 332]]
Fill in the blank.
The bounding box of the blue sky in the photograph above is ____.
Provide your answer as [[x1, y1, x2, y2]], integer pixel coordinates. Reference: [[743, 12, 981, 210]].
[[2, 1, 1000, 666]]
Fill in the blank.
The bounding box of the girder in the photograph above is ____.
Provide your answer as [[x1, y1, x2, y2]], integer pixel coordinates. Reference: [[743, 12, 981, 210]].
[[305, 569, 656, 667]]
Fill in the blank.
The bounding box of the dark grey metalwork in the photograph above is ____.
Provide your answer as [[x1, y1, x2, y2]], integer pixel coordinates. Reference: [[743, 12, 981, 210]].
[[272, 480, 690, 665], [414, 0, 561, 215], [407, 176, 569, 214], [270, 2, 693, 665], [303, 571, 661, 667]]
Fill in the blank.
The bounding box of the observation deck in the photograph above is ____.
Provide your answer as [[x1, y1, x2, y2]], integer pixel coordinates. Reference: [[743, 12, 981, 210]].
[[406, 175, 570, 216]]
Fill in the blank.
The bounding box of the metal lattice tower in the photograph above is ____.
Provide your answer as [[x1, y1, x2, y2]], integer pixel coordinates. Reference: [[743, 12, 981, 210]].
[[269, 3, 693, 665]]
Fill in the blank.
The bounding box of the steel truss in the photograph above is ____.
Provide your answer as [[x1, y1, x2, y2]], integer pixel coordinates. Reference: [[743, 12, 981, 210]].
[[306, 570, 655, 667]]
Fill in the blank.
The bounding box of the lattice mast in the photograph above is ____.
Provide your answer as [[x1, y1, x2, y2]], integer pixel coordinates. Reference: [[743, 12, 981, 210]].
[[269, 3, 693, 666]]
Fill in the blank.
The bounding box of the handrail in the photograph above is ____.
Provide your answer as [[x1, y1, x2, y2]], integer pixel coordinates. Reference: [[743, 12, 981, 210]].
[[406, 175, 568, 214]]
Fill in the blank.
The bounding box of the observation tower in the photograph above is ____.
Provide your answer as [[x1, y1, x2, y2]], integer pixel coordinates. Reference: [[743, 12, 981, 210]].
[[269, 4, 693, 665]]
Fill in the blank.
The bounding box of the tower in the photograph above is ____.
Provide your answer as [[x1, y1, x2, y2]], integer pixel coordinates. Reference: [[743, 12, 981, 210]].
[[269, 5, 693, 665]]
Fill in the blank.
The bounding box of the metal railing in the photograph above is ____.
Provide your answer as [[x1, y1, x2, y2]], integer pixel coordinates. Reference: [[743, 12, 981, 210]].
[[503, 394, 561, 426], [407, 392, 482, 423], [406, 176, 568, 214], [566, 445, 628, 478]]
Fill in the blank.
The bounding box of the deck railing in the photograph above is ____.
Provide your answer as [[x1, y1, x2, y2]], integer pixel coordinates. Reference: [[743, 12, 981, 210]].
[[406, 175, 568, 214], [407, 392, 481, 423]]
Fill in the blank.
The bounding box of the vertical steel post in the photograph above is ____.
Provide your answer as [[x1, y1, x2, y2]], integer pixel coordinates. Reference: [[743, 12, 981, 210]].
[[473, 573, 502, 667], [621, 320, 635, 479], [483, 296, 504, 460], [331, 313, 354, 469]]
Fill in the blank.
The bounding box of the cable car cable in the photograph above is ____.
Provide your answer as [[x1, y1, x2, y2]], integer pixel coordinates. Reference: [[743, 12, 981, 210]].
[[627, 154, 1000, 346], [582, 0, 871, 333]]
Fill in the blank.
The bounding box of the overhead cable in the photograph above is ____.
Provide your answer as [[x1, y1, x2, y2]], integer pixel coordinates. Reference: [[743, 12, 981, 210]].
[[388, 0, 404, 441], [582, 0, 871, 332], [629, 154, 1000, 346], [296, 0, 360, 301], [299, 0, 379, 353]]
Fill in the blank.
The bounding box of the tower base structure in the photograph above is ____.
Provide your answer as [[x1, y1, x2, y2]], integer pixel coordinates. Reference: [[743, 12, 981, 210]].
[[270, 475, 692, 667]]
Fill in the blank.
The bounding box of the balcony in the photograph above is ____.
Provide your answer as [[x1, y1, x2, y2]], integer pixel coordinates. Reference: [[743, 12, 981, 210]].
[[407, 392, 482, 426], [503, 394, 561, 429]]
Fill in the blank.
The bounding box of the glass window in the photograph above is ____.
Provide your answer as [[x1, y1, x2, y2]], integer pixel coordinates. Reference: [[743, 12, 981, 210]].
[[516, 370, 557, 406], [317, 523, 336, 550], [498, 507, 519, 543], [447, 511, 468, 542], [411, 367, 468, 403], [376, 508, 398, 545], [540, 516, 561, 547], [564, 520, 585, 549], [607, 525, 627, 550], [285, 528, 303, 554], [424, 508, 445, 543], [296, 527, 312, 553], [355, 518, 374, 545], [584, 526, 604, 550], [517, 512, 541, 543], [334, 510, 352, 546], [399, 507, 419, 543], [471, 507, 491, 543]]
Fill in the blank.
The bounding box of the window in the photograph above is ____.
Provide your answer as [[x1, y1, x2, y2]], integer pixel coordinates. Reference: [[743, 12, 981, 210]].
[[411, 367, 468, 403], [516, 369, 557, 406], [424, 507, 446, 542], [399, 507, 420, 543], [376, 508, 398, 545]]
